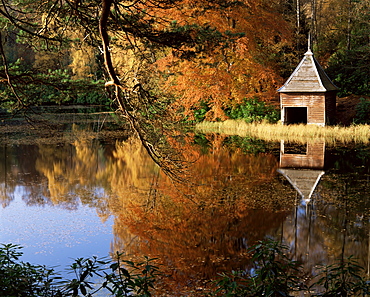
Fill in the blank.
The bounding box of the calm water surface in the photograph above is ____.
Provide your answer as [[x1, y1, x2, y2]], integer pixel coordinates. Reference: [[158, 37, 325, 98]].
[[1, 116, 370, 291], [0, 142, 116, 267]]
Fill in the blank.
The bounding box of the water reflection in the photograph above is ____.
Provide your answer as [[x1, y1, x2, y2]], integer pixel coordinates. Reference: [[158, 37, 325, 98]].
[[101, 134, 294, 293], [1, 131, 370, 293], [278, 139, 370, 280], [0, 141, 115, 267], [278, 140, 325, 202]]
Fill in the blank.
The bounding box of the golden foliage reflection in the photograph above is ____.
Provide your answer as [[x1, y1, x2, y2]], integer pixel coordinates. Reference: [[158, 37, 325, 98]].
[[108, 133, 296, 292], [31, 129, 296, 291], [3, 129, 370, 293]]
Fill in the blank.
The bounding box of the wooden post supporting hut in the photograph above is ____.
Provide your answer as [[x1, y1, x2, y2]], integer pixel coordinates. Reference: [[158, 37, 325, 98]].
[[278, 46, 338, 126]]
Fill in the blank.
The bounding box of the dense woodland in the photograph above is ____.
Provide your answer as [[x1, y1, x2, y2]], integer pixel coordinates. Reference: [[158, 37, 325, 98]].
[[0, 0, 368, 122]]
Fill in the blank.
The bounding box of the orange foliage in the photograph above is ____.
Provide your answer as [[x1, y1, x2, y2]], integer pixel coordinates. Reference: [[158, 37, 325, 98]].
[[111, 133, 296, 293], [105, 0, 292, 121], [149, 0, 292, 120]]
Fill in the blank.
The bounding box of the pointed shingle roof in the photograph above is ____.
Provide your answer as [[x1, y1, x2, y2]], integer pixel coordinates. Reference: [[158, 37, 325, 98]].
[[277, 168, 325, 200], [278, 49, 338, 93]]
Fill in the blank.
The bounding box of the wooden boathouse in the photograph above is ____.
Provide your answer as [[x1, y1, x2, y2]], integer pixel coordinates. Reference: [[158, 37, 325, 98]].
[[278, 46, 338, 126]]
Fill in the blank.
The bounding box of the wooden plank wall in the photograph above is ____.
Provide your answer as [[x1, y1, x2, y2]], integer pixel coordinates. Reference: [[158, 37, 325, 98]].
[[280, 92, 326, 125], [280, 141, 325, 169]]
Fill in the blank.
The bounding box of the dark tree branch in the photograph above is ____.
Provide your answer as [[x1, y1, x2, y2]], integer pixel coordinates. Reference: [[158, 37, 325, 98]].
[[0, 31, 25, 108]]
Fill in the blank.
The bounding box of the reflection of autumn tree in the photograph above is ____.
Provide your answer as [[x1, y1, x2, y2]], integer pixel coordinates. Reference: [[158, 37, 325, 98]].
[[109, 133, 296, 293], [36, 144, 92, 208], [33, 128, 159, 221], [35, 127, 115, 215], [105, 137, 159, 202], [0, 184, 14, 208]]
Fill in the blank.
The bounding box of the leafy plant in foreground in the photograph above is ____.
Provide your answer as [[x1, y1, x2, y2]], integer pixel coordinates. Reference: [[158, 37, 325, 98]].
[[248, 239, 301, 296], [93, 254, 158, 297], [209, 239, 370, 296], [0, 244, 160, 297], [311, 256, 370, 296], [211, 270, 250, 296], [2, 241, 370, 296], [209, 239, 302, 296], [0, 243, 62, 297], [57, 253, 160, 297]]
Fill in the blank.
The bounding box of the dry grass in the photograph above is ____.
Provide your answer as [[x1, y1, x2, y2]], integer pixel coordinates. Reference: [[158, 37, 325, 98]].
[[196, 120, 370, 144]]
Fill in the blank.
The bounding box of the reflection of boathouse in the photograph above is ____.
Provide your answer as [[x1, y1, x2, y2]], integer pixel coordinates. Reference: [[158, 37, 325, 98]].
[[278, 45, 338, 126], [278, 141, 325, 201]]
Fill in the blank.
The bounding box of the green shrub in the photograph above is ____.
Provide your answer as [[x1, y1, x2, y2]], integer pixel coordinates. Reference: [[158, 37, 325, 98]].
[[193, 101, 210, 122], [209, 239, 301, 296], [2, 241, 370, 296], [225, 97, 280, 123], [190, 97, 280, 124], [0, 243, 160, 297], [0, 243, 62, 297], [312, 256, 369, 296]]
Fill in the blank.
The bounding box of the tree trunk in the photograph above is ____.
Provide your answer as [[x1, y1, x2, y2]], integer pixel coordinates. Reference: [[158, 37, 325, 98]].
[[311, 0, 317, 48], [346, 0, 352, 51], [297, 0, 300, 35], [99, 0, 120, 85]]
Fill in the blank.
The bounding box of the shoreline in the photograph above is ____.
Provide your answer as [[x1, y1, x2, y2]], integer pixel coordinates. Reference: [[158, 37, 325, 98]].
[[196, 120, 370, 144]]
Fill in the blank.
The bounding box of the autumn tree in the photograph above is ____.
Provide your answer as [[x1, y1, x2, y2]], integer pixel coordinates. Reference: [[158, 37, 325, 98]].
[[148, 1, 293, 120], [0, 0, 293, 178], [0, 1, 294, 115]]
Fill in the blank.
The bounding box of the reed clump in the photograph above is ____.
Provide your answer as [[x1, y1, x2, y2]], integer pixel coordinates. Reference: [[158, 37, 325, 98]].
[[196, 120, 370, 144]]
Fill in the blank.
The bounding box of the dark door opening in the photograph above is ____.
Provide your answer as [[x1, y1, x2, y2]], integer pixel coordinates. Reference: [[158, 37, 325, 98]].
[[285, 107, 307, 124], [282, 142, 307, 155]]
